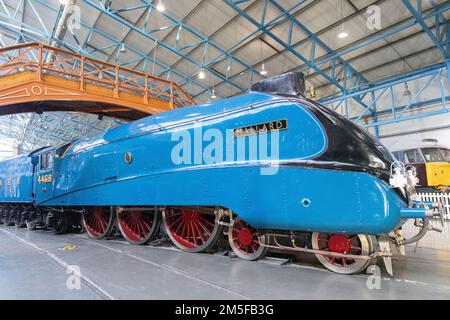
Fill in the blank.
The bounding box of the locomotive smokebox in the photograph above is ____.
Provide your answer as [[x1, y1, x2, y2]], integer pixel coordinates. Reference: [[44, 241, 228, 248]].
[[250, 72, 306, 97]]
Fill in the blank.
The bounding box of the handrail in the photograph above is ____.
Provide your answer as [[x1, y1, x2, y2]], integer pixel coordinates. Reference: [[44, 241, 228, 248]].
[[0, 42, 195, 109]]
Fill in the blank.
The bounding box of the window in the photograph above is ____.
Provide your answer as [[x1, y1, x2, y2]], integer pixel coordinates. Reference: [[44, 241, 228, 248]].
[[55, 142, 72, 157], [421, 148, 444, 162], [404, 149, 424, 163], [439, 148, 450, 162], [392, 151, 404, 162], [376, 145, 396, 163], [40, 152, 54, 170]]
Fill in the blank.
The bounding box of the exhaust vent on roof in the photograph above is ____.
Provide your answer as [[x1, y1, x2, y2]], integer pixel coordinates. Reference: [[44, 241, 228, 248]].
[[250, 72, 306, 97]]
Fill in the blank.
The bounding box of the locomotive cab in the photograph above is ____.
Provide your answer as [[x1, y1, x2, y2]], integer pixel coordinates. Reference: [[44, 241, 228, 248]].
[[31, 147, 55, 203], [31, 142, 77, 203]]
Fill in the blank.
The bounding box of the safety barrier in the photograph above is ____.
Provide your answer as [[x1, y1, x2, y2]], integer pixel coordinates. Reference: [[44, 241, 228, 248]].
[[416, 192, 450, 220], [402, 191, 450, 251]]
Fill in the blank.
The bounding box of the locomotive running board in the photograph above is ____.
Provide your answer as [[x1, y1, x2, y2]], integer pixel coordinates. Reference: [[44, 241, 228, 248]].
[[259, 234, 391, 261]]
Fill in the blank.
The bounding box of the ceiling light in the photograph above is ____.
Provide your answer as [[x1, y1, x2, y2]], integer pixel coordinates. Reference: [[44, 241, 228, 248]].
[[338, 30, 348, 39], [120, 43, 127, 53], [211, 89, 217, 99], [156, 0, 165, 12], [198, 69, 206, 79], [338, 25, 348, 39], [403, 82, 411, 97], [260, 63, 268, 76]]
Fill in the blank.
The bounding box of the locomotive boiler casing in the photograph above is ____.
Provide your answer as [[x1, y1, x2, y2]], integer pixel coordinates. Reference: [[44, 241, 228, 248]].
[[32, 92, 415, 234]]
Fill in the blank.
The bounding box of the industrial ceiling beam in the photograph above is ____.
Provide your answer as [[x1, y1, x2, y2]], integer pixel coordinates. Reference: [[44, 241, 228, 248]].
[[320, 61, 449, 128], [49, 0, 77, 47], [195, 0, 385, 99], [318, 44, 442, 102], [82, 0, 264, 94], [223, 0, 367, 91], [402, 0, 449, 59], [223, 0, 371, 112], [214, 1, 450, 100], [41, 0, 222, 97], [166, 0, 310, 83], [129, 0, 212, 76], [0, 0, 224, 99]]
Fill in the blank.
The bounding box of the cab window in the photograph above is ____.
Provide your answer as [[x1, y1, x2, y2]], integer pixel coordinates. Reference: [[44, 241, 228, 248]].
[[404, 149, 424, 163], [421, 148, 444, 162], [40, 152, 53, 170], [392, 151, 404, 162], [55, 142, 72, 157], [439, 148, 450, 162], [376, 145, 396, 163]]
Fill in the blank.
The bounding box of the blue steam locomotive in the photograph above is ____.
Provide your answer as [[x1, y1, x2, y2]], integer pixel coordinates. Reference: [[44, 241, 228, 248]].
[[0, 72, 443, 275]]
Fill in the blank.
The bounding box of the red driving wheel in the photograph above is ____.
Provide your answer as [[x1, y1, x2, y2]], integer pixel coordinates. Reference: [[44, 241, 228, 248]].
[[83, 206, 114, 239], [163, 207, 223, 253], [117, 208, 161, 245]]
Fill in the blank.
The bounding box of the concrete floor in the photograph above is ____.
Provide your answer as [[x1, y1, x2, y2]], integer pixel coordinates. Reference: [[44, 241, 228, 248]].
[[1, 225, 450, 300]]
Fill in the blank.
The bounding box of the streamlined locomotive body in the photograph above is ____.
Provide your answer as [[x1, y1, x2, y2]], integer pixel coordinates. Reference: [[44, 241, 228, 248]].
[[0, 73, 443, 275]]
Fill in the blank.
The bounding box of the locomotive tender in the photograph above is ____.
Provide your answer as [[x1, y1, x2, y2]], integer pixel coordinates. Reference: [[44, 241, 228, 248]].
[[0, 72, 444, 275]]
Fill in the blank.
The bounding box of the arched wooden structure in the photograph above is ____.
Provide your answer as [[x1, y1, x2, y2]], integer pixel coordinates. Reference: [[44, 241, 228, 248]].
[[0, 43, 195, 121]]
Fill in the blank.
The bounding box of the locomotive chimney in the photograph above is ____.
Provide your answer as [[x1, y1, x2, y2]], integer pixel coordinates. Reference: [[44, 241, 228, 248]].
[[250, 72, 306, 98]]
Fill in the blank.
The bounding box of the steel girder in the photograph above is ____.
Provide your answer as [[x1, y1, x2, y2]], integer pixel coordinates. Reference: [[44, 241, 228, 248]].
[[402, 0, 449, 59], [320, 61, 450, 133], [0, 112, 119, 152], [0, 0, 226, 99], [81, 0, 264, 95], [201, 1, 450, 102], [223, 0, 370, 103]]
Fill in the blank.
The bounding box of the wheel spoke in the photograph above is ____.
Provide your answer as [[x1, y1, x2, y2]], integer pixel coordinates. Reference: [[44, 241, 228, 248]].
[[197, 219, 212, 236], [175, 218, 184, 235], [192, 220, 206, 244], [186, 221, 193, 244], [199, 216, 216, 228], [190, 221, 198, 246], [180, 220, 188, 239]]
